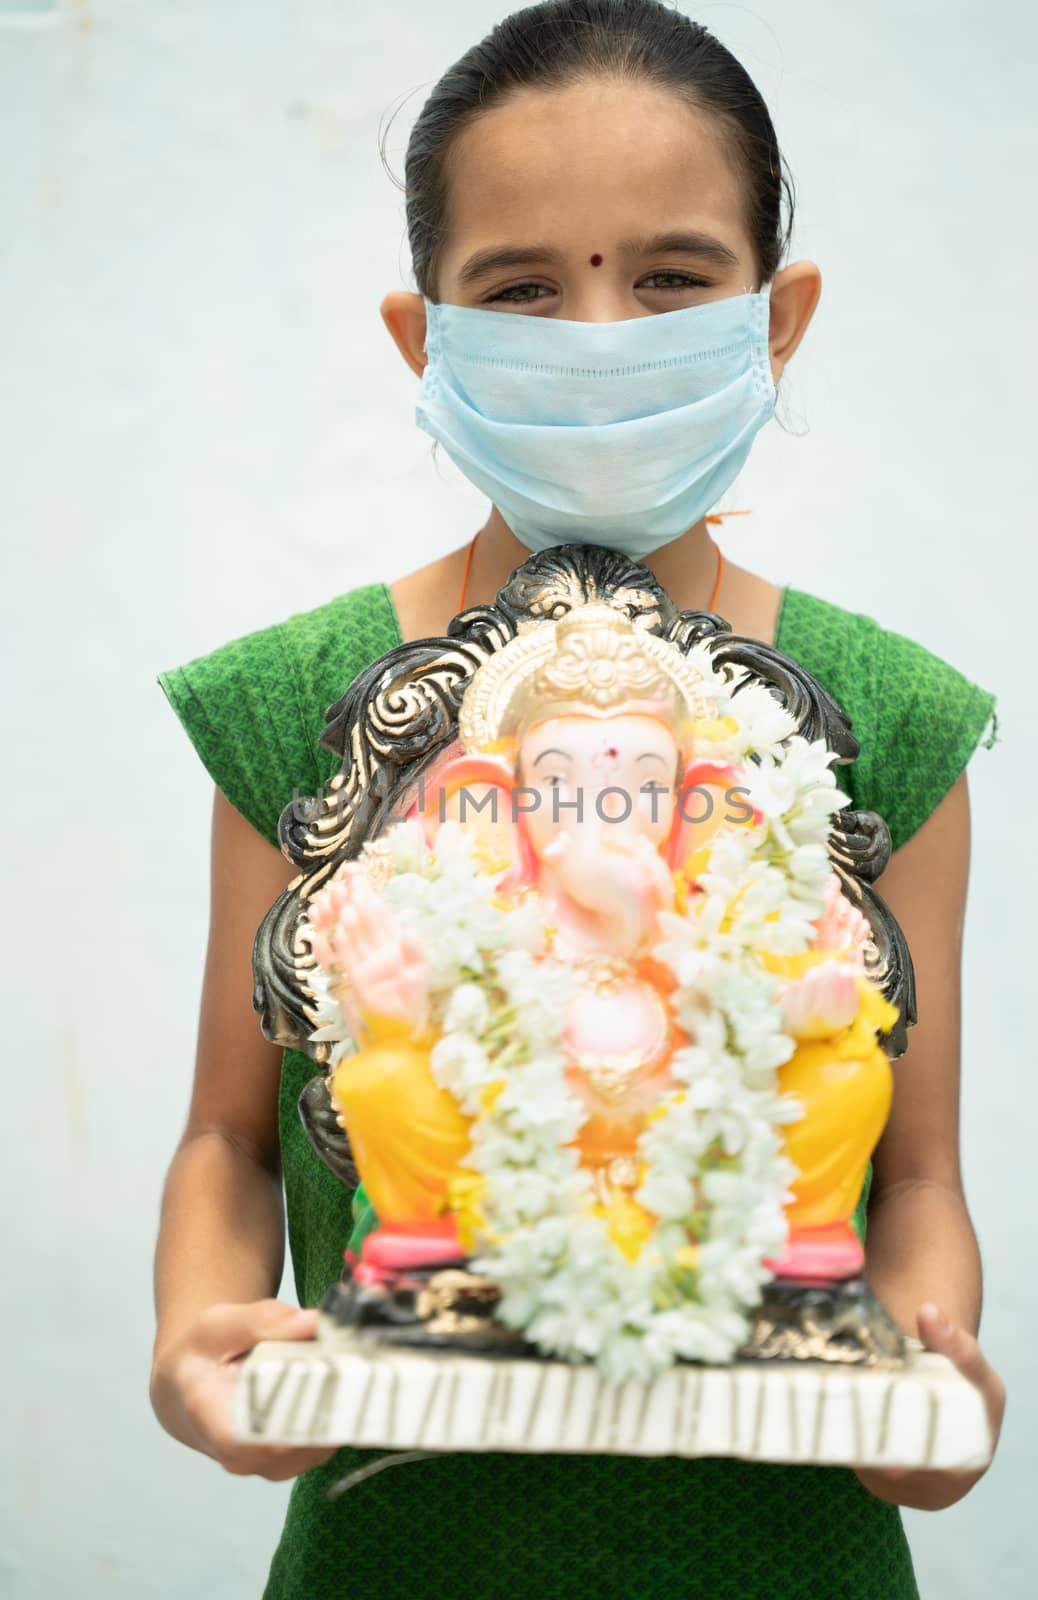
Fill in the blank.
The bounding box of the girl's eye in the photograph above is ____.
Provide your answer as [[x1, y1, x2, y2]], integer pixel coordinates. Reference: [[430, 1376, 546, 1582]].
[[638, 271, 713, 291], [483, 282, 555, 304]]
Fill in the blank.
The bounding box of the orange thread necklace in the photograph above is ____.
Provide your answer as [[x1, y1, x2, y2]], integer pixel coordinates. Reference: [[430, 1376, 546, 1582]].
[[456, 512, 749, 615]]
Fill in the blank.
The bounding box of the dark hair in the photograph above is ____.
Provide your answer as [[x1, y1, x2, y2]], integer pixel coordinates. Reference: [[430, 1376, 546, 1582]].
[[386, 0, 795, 301]]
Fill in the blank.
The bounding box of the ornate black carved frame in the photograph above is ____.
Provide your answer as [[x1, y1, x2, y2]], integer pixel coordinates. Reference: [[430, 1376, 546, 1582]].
[[252, 545, 916, 1189]]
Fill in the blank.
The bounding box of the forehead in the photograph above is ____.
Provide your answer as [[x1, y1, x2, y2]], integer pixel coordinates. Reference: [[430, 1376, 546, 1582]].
[[522, 713, 678, 756], [438, 76, 751, 276]]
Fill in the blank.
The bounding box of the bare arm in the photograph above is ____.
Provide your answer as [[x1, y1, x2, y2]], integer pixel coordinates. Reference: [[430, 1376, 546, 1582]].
[[855, 773, 1004, 1508], [149, 788, 335, 1478]]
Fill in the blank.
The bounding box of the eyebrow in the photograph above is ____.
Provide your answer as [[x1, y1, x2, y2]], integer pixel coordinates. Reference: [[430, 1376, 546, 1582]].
[[622, 230, 741, 269], [457, 244, 566, 287], [531, 747, 573, 766], [456, 229, 740, 287]]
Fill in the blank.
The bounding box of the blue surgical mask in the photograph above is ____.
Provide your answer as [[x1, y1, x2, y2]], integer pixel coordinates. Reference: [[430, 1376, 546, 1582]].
[[415, 290, 775, 558]]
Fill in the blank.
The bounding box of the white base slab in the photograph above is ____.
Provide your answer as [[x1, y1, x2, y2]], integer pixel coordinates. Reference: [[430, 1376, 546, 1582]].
[[234, 1337, 991, 1471]]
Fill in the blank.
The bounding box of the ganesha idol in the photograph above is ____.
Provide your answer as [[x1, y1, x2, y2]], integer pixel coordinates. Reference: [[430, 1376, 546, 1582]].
[[297, 602, 901, 1373]]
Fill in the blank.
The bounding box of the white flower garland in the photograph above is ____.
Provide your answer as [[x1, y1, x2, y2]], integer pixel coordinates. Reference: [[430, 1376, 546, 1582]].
[[310, 653, 853, 1381]]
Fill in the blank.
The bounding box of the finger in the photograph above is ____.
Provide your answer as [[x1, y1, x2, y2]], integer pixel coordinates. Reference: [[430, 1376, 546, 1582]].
[[348, 893, 374, 945], [352, 879, 384, 939], [254, 1306, 319, 1344], [916, 1304, 985, 1382], [193, 1301, 317, 1362], [221, 1444, 338, 1481], [354, 906, 384, 960]]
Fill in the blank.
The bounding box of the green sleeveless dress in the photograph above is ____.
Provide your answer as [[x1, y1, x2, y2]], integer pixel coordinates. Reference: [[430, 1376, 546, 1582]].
[[158, 582, 997, 1600]]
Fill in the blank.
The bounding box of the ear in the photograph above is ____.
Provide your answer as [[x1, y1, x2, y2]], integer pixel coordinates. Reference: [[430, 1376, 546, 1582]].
[[407, 753, 537, 890], [381, 291, 428, 379], [664, 758, 761, 879], [766, 260, 822, 387]]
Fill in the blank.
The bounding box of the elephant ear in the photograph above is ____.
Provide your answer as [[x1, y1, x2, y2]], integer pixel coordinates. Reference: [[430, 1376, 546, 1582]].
[[407, 752, 537, 890], [664, 757, 762, 882]]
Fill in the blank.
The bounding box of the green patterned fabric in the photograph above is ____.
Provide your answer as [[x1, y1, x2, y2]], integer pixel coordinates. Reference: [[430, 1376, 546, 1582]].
[[158, 579, 996, 1600]]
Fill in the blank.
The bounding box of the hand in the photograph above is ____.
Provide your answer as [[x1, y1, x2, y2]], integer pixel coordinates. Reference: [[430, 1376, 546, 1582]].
[[310, 873, 430, 1030], [150, 1299, 337, 1482], [853, 1302, 1005, 1510]]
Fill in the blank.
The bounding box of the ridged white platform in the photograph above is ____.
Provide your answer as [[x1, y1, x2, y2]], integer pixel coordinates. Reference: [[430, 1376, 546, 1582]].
[[234, 1337, 991, 1471]]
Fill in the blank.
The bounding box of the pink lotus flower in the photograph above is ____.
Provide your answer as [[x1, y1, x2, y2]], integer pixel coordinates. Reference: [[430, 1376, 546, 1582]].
[[781, 960, 861, 1038]]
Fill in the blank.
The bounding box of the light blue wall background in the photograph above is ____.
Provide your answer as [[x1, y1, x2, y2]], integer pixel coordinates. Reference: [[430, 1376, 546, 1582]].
[[1, 2, 1034, 1595]]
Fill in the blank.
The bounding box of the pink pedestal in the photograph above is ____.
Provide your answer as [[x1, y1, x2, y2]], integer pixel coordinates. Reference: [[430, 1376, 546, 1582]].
[[765, 1223, 864, 1283]]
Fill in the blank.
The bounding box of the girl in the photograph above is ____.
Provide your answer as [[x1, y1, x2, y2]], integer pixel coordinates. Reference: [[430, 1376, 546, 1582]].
[[150, 4, 1004, 1596]]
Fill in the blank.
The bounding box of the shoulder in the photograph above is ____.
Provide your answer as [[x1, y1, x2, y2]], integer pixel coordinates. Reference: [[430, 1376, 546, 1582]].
[[774, 585, 911, 711], [159, 582, 396, 697], [775, 585, 997, 853], [157, 583, 400, 847]]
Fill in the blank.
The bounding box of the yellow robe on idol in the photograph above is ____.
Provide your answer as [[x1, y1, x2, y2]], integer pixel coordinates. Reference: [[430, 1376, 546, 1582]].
[[767, 955, 899, 1231], [332, 1015, 472, 1224]]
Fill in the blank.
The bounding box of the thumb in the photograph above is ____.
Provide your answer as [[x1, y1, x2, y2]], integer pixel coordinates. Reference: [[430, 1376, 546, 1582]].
[[917, 1302, 990, 1392], [255, 1305, 319, 1344], [916, 1301, 1004, 1450], [195, 1300, 318, 1362], [917, 1301, 953, 1350]]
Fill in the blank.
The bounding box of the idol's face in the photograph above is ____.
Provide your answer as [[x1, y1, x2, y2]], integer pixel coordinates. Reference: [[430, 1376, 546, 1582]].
[[519, 712, 679, 859]]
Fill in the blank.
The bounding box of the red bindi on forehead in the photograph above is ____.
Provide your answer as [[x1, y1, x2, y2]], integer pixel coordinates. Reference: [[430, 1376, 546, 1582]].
[[589, 253, 603, 267]]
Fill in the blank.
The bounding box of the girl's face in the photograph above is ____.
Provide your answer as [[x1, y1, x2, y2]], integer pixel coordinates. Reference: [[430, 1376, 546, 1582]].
[[435, 77, 759, 321], [382, 76, 818, 405]]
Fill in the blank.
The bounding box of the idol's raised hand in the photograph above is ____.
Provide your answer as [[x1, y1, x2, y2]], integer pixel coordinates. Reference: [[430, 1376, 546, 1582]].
[[307, 868, 431, 1033]]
